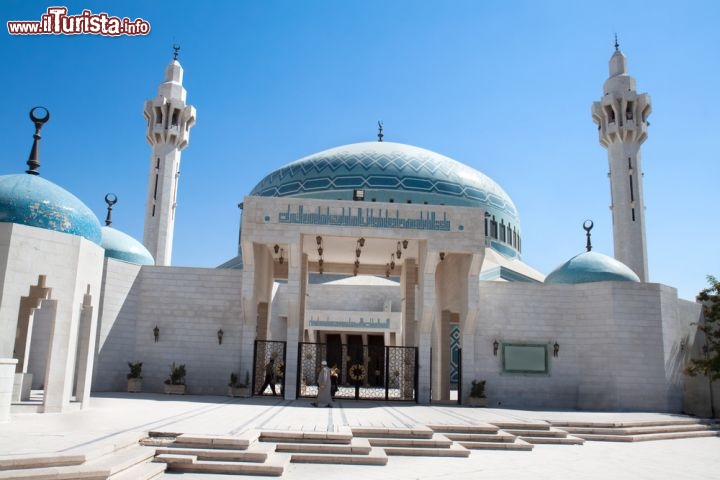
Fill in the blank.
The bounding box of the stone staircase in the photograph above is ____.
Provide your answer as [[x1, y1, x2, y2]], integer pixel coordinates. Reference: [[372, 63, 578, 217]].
[[549, 419, 720, 442], [494, 421, 585, 445], [428, 423, 534, 451], [0, 433, 165, 480], [352, 426, 470, 457], [142, 431, 286, 476]]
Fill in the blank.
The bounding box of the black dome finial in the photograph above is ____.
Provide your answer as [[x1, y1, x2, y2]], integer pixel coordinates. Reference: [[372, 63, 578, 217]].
[[583, 219, 594, 252], [377, 121, 384, 142], [26, 106, 50, 175], [173, 44, 180, 61], [104, 193, 118, 226]]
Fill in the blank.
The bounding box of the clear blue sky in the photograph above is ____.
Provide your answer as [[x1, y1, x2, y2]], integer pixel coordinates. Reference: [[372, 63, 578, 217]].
[[1, 1, 718, 300]]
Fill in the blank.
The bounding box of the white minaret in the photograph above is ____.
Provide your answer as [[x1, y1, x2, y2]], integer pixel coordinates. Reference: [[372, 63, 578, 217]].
[[143, 46, 196, 266], [592, 39, 651, 281]]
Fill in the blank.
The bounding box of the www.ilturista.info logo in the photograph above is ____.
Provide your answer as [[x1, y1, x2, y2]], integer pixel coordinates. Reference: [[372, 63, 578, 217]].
[[7, 7, 150, 36]]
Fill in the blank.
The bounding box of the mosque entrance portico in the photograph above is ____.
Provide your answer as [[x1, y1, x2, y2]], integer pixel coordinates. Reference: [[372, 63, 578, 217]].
[[240, 195, 485, 403]]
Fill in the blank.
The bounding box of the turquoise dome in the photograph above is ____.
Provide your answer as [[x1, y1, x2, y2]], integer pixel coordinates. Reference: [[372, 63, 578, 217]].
[[100, 226, 154, 265], [250, 141, 522, 258], [0, 174, 102, 244], [545, 251, 640, 284]]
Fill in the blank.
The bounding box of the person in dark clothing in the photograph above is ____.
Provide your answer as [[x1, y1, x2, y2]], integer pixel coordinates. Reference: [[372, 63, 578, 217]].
[[258, 358, 277, 396]]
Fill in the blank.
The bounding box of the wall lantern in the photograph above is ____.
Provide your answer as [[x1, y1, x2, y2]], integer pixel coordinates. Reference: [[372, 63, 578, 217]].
[[396, 242, 402, 259], [390, 254, 395, 270], [402, 239, 408, 249], [439, 252, 445, 261], [358, 237, 365, 247], [553, 341, 560, 357], [153, 325, 160, 343], [493, 339, 499, 356], [217, 328, 224, 345], [279, 248, 284, 264], [316, 236, 322, 246], [273, 244, 279, 254]]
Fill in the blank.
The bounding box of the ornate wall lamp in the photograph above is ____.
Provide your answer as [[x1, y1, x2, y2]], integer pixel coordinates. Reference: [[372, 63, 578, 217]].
[[493, 339, 499, 356], [402, 239, 408, 249], [153, 325, 160, 343], [553, 341, 560, 357], [396, 242, 402, 259], [439, 252, 445, 261], [217, 329, 224, 345], [273, 244, 279, 254]]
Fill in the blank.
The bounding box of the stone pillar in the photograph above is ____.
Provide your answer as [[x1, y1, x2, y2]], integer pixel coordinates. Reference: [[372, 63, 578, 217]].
[[416, 244, 440, 404], [283, 243, 305, 400], [73, 285, 95, 409], [400, 258, 417, 347], [0, 358, 18, 422], [438, 310, 452, 401], [460, 253, 483, 404], [42, 299, 79, 413]]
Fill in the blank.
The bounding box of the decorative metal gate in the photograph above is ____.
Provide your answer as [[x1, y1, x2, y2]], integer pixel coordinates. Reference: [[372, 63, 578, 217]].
[[253, 340, 286, 396], [297, 342, 418, 401]]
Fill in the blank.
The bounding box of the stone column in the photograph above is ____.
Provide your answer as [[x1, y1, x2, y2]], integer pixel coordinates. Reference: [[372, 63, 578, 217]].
[[416, 244, 440, 404], [400, 258, 417, 347], [283, 243, 305, 400], [0, 358, 18, 422], [73, 285, 95, 409]]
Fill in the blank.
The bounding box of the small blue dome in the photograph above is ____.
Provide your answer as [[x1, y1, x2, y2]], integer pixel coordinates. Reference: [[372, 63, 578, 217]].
[[101, 226, 154, 265], [545, 251, 640, 284], [0, 174, 102, 244]]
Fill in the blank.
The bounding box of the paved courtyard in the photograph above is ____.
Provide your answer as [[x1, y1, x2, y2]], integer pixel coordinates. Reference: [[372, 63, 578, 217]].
[[2, 393, 719, 479]]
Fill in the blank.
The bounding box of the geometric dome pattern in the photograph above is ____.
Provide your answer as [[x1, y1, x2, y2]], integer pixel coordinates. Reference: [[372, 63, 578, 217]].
[[0, 173, 102, 245], [250, 142, 521, 256]]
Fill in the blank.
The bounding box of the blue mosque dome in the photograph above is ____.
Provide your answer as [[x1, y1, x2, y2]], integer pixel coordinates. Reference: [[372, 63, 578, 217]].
[[545, 251, 640, 284], [0, 174, 102, 244], [250, 141, 522, 258], [100, 226, 154, 265]]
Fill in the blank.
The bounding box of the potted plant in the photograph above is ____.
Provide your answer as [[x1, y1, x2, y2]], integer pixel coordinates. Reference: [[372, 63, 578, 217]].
[[127, 361, 143, 392], [466, 380, 487, 407], [228, 371, 250, 397], [163, 362, 186, 394]]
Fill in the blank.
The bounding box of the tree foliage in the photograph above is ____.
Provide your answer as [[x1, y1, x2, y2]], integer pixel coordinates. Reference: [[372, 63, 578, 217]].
[[686, 275, 720, 382]]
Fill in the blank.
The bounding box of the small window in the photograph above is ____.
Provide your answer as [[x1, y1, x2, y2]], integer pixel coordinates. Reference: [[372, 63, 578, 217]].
[[154, 106, 162, 124], [353, 189, 365, 201]]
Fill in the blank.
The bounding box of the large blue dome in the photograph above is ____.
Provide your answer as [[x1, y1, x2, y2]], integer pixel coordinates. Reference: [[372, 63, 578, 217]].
[[250, 141, 522, 258], [101, 226, 154, 265], [0, 174, 102, 244], [545, 251, 640, 284]]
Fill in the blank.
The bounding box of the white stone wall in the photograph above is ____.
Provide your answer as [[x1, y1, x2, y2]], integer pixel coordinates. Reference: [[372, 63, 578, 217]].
[[95, 264, 243, 394], [92, 258, 142, 391], [471, 281, 693, 412]]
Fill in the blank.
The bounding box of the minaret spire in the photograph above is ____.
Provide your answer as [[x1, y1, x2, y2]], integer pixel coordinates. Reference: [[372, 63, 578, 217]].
[[614, 33, 619, 52], [142, 48, 197, 266], [591, 44, 652, 281]]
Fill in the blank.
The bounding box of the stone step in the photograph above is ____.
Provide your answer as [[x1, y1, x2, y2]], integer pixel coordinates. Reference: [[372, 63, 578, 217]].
[[458, 439, 534, 451], [574, 430, 720, 443], [367, 434, 452, 448], [519, 435, 585, 445], [290, 447, 388, 465], [444, 432, 516, 443], [549, 419, 703, 429], [351, 426, 434, 439], [259, 430, 352, 444], [154, 446, 267, 462], [0, 453, 86, 471], [503, 428, 569, 438], [427, 423, 499, 434], [561, 424, 714, 436], [156, 453, 284, 476], [382, 443, 470, 457], [491, 421, 551, 431], [107, 460, 166, 480], [0, 445, 155, 480], [171, 433, 251, 450], [275, 438, 372, 455]]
